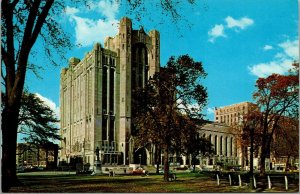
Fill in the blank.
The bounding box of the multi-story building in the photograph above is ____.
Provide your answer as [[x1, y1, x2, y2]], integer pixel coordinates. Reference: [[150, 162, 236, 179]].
[[59, 17, 160, 167], [16, 143, 58, 168], [215, 101, 258, 126], [199, 122, 240, 166], [214, 102, 260, 168]]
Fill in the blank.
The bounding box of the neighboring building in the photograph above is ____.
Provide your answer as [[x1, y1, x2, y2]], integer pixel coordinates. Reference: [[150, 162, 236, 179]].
[[59, 17, 160, 167], [213, 102, 298, 170], [198, 122, 241, 166], [214, 102, 260, 167], [214, 102, 258, 126], [16, 143, 58, 168], [163, 121, 241, 168]]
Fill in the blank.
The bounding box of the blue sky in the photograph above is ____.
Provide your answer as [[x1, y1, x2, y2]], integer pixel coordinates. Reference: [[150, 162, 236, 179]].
[[25, 0, 299, 124]]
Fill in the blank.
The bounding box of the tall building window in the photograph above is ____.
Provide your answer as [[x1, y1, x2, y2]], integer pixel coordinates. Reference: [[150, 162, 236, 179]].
[[132, 44, 148, 89], [109, 119, 114, 142], [102, 118, 107, 140], [103, 66, 107, 112], [109, 68, 114, 114]]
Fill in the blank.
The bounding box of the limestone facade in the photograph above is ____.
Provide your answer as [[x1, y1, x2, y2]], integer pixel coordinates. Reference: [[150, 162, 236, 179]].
[[198, 122, 240, 166], [214, 101, 258, 126], [214, 102, 259, 167], [59, 17, 160, 167]]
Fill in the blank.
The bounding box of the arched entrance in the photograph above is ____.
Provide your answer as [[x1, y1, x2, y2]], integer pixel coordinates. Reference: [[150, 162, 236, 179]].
[[133, 147, 148, 165]]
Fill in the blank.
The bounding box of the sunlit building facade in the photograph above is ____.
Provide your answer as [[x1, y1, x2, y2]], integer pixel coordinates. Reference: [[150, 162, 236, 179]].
[[59, 17, 160, 167]]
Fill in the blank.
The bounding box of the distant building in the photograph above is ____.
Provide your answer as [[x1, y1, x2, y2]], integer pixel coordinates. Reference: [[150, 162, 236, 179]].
[[16, 143, 58, 168], [214, 101, 259, 126], [214, 102, 259, 168], [198, 122, 240, 166], [59, 17, 160, 167]]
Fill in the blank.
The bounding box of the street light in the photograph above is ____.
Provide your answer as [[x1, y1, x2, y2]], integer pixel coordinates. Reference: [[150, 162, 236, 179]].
[[66, 154, 69, 164], [139, 154, 142, 166], [95, 147, 100, 161]]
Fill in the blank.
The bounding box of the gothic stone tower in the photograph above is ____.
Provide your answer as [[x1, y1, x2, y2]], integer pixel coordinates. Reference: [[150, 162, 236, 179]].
[[60, 17, 160, 167], [104, 17, 160, 164]]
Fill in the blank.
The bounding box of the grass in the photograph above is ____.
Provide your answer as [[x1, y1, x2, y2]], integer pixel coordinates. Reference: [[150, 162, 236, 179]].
[[9, 171, 297, 193], [9, 172, 253, 193]]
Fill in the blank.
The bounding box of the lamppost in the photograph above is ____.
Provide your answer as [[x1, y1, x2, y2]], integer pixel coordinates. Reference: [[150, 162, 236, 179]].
[[96, 147, 100, 161], [249, 121, 255, 190], [94, 146, 102, 174], [66, 154, 69, 165], [139, 154, 142, 166]]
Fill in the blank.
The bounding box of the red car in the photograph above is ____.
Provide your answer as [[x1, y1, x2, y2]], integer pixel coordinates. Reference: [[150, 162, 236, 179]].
[[132, 167, 148, 175]]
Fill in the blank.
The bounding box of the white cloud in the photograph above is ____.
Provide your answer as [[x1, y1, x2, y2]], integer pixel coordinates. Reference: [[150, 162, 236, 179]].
[[278, 39, 299, 59], [207, 107, 215, 115], [208, 24, 226, 43], [248, 59, 294, 77], [225, 16, 254, 30], [97, 0, 119, 19], [208, 16, 254, 43], [65, 0, 120, 47], [64, 6, 79, 16], [35, 93, 60, 118], [249, 37, 299, 77], [263, 45, 273, 51], [71, 16, 118, 47]]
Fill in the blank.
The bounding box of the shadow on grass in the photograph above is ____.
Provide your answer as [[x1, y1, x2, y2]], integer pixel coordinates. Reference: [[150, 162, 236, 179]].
[[9, 173, 257, 193]]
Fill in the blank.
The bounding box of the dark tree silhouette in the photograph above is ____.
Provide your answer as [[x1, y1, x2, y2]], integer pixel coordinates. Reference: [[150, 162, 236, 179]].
[[133, 55, 208, 181]]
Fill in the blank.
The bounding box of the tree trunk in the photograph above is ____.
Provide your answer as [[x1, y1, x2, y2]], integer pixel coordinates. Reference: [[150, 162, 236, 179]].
[[259, 135, 272, 175], [163, 145, 169, 181], [2, 106, 21, 192], [155, 146, 161, 174], [259, 132, 267, 175], [285, 155, 290, 172], [259, 152, 266, 175]]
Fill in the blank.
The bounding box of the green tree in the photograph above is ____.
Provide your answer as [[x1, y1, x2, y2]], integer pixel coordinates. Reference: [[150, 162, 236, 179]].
[[18, 92, 60, 145], [252, 62, 299, 175], [3, 91, 60, 168], [133, 55, 208, 181], [1, 0, 196, 191]]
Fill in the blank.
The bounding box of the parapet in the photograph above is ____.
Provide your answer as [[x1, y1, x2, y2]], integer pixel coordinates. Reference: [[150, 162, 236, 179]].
[[93, 42, 102, 50], [120, 17, 132, 25], [69, 57, 80, 67]]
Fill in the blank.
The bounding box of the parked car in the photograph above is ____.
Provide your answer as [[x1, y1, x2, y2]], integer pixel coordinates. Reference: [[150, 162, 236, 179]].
[[159, 168, 164, 174], [16, 166, 25, 173], [132, 167, 148, 175]]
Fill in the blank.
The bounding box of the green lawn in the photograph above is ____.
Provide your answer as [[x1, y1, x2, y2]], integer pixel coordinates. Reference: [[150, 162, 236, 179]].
[[9, 172, 253, 193], [11, 171, 298, 193]]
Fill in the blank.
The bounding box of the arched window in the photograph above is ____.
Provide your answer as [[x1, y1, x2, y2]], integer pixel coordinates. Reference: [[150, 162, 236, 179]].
[[132, 43, 148, 89]]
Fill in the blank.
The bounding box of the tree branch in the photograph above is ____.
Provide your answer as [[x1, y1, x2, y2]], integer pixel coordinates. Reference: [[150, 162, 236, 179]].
[[2, 0, 16, 98], [30, 0, 54, 48]]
